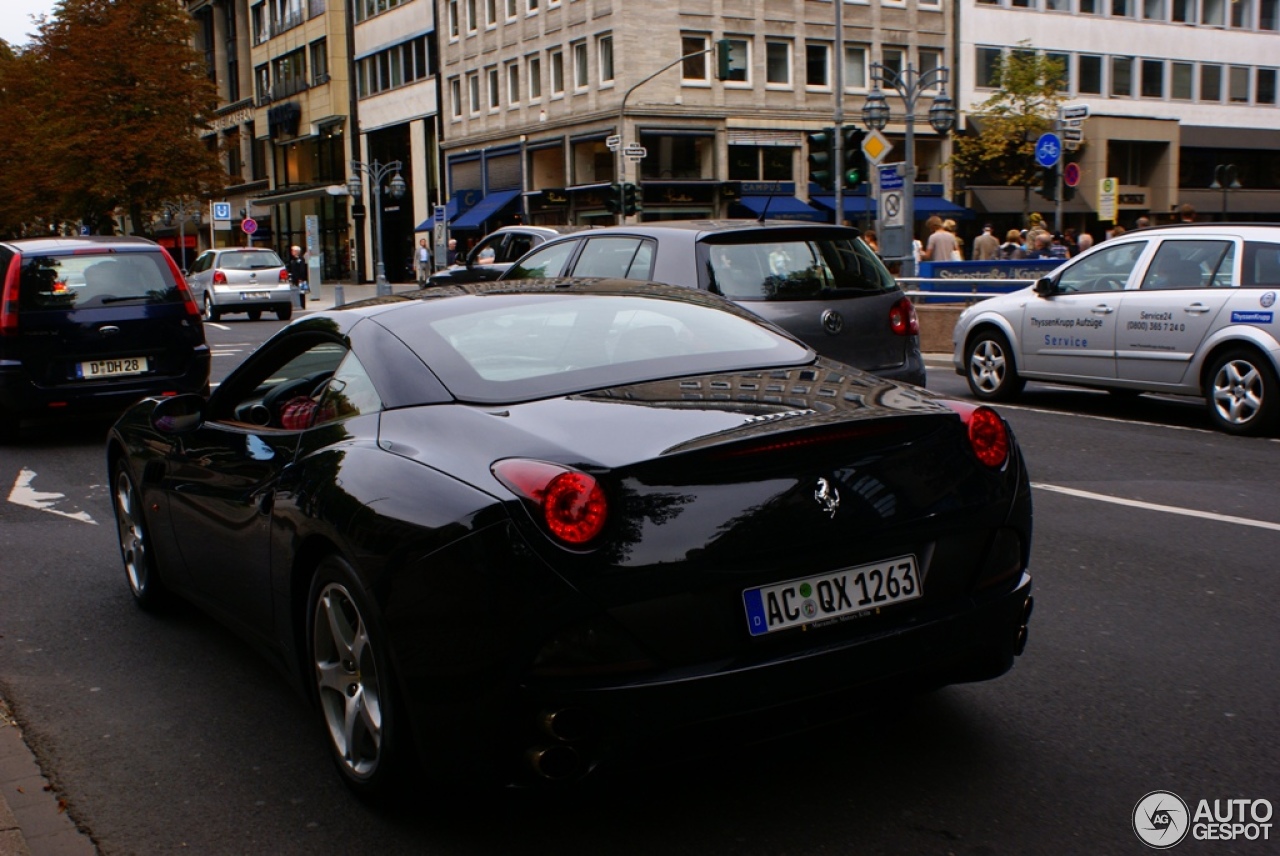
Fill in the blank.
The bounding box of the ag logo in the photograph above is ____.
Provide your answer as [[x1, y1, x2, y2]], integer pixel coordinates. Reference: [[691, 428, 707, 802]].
[[1133, 790, 1190, 849]]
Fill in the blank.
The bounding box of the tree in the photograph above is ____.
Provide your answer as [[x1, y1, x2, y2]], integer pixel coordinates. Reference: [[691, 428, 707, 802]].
[[949, 45, 1068, 221], [6, 0, 226, 235]]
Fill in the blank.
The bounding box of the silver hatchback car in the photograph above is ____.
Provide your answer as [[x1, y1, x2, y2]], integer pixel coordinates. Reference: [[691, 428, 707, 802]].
[[953, 223, 1280, 435], [499, 221, 925, 386], [186, 247, 294, 322]]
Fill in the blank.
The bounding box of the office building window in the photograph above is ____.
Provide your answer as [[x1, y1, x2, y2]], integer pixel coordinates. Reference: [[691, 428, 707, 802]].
[[806, 43, 830, 88], [1229, 65, 1250, 102], [450, 77, 462, 117], [844, 45, 867, 90], [598, 35, 614, 85], [1111, 56, 1133, 97], [1079, 54, 1104, 94], [1257, 68, 1277, 104], [1141, 59, 1164, 98], [529, 54, 542, 100], [975, 46, 1002, 88], [1201, 64, 1222, 101], [1171, 62, 1193, 99], [468, 72, 480, 113], [550, 48, 564, 96], [682, 35, 708, 81], [573, 41, 589, 90], [767, 41, 792, 87], [488, 66, 500, 109], [507, 62, 520, 104]]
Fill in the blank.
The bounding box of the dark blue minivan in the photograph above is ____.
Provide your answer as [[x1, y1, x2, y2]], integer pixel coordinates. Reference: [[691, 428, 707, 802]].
[[0, 236, 210, 441]]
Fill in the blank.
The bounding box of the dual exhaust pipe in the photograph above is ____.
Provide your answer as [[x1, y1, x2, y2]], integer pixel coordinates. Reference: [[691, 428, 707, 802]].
[[527, 707, 592, 781]]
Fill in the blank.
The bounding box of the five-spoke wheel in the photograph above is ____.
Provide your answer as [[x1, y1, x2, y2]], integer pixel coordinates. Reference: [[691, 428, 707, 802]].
[[1207, 349, 1279, 436], [965, 330, 1025, 402]]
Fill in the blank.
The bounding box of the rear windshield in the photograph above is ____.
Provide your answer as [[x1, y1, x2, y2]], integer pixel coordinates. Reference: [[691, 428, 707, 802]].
[[389, 292, 811, 404], [218, 251, 284, 269], [702, 235, 897, 301], [18, 252, 183, 310]]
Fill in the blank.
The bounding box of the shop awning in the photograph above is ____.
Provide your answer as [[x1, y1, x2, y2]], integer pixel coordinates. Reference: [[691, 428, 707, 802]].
[[450, 188, 522, 230], [732, 195, 826, 222], [914, 195, 976, 220], [968, 186, 1092, 215], [810, 194, 877, 218], [415, 198, 458, 232]]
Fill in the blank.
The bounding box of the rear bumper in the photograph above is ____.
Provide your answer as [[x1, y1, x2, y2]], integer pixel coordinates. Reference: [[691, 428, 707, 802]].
[[207, 286, 294, 310], [0, 350, 210, 418]]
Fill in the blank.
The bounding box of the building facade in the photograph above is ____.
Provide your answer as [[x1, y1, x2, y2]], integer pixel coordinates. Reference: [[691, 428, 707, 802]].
[[436, 0, 960, 236], [959, 0, 1280, 236]]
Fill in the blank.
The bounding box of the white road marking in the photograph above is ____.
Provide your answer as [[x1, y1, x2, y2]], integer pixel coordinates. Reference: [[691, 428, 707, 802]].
[[1033, 483, 1280, 532], [7, 468, 97, 524]]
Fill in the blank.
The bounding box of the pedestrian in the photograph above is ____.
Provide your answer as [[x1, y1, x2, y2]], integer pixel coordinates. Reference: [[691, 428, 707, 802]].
[[1134, 216, 1151, 230], [1076, 230, 1094, 252], [1178, 203, 1196, 223], [1062, 227, 1080, 256], [923, 216, 956, 262], [1049, 232, 1071, 259], [973, 223, 1000, 260], [862, 229, 880, 255], [446, 238, 458, 265], [286, 245, 308, 308], [944, 219, 964, 260], [999, 229, 1025, 259], [415, 238, 432, 286]]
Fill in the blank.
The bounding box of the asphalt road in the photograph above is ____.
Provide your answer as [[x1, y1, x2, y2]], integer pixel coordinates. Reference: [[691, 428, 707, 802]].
[[0, 322, 1276, 855]]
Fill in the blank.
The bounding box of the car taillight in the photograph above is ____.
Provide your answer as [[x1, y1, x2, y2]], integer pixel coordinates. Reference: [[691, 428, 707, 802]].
[[159, 250, 202, 319], [941, 400, 1010, 468], [0, 254, 19, 336], [889, 295, 919, 336], [213, 270, 227, 284], [279, 269, 290, 283], [491, 459, 609, 546]]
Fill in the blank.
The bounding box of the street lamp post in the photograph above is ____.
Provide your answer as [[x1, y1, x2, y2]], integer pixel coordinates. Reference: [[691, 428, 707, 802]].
[[1210, 164, 1241, 221], [861, 63, 955, 278], [347, 159, 406, 296], [162, 199, 203, 273]]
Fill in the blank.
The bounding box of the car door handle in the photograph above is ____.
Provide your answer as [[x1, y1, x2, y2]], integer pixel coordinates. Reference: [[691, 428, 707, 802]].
[[98, 325, 121, 336], [1184, 303, 1212, 315], [1091, 305, 1115, 315]]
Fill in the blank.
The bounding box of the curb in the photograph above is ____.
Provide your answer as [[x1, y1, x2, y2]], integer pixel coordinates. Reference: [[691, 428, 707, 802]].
[[0, 700, 96, 856]]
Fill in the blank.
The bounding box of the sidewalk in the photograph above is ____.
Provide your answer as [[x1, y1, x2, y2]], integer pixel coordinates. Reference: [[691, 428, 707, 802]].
[[0, 700, 95, 856], [296, 278, 423, 313]]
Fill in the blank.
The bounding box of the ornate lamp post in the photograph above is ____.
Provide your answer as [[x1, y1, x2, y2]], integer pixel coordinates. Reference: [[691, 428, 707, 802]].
[[162, 199, 202, 273], [347, 159, 406, 296], [1210, 164, 1241, 221], [861, 63, 956, 277]]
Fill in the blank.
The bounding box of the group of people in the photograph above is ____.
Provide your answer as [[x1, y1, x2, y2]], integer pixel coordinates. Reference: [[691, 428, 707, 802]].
[[414, 237, 461, 285]]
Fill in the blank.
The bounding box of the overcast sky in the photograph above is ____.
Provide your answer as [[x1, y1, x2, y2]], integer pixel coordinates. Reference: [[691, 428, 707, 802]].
[[1, 0, 58, 47]]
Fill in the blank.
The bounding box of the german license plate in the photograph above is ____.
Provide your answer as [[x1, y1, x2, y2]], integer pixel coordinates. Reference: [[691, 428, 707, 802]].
[[242, 291, 270, 300], [76, 356, 149, 379], [743, 555, 921, 636]]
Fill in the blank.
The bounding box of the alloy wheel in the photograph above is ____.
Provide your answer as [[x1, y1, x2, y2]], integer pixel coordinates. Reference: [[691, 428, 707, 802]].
[[312, 582, 384, 780]]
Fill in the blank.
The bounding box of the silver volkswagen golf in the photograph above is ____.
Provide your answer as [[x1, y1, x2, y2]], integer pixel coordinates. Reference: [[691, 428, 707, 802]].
[[953, 223, 1280, 435]]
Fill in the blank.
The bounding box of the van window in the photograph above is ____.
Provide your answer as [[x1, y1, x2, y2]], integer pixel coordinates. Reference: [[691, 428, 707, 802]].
[[19, 252, 182, 310]]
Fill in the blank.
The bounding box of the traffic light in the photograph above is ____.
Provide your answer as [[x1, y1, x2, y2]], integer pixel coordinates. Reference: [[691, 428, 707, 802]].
[[604, 183, 621, 214], [843, 127, 867, 190], [1035, 168, 1057, 202], [621, 182, 640, 216], [1061, 181, 1075, 202], [807, 128, 835, 192], [715, 39, 734, 81]]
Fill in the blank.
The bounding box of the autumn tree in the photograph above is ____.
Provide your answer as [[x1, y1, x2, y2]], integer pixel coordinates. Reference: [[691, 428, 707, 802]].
[[10, 0, 227, 235], [949, 46, 1068, 221]]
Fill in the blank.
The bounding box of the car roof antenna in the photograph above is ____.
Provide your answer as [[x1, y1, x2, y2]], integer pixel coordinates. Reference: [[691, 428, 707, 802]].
[[758, 195, 773, 224]]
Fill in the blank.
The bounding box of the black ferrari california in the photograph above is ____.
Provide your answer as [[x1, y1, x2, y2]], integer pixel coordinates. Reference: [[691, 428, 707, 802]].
[[107, 278, 1033, 795]]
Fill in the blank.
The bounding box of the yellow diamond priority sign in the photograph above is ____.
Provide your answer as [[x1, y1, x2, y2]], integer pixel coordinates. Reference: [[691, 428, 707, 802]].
[[862, 130, 893, 165]]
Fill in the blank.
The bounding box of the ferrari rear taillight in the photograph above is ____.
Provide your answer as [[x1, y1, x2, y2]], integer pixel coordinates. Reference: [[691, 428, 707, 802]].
[[0, 254, 19, 337], [213, 270, 227, 284], [942, 400, 1010, 468], [492, 459, 608, 546], [889, 295, 919, 336]]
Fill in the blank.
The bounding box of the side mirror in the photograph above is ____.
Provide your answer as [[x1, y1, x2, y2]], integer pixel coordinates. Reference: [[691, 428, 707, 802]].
[[1033, 277, 1056, 296], [150, 393, 206, 435]]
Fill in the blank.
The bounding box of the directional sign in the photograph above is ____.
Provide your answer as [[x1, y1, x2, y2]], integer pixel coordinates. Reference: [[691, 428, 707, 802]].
[[606, 134, 622, 151], [1061, 104, 1090, 120], [1035, 133, 1062, 169], [1062, 127, 1085, 142], [241, 218, 258, 235], [878, 163, 905, 191], [623, 143, 647, 159]]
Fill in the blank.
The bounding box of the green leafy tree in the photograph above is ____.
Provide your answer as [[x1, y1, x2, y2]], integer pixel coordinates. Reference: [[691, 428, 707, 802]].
[[950, 45, 1068, 220], [6, 0, 226, 236]]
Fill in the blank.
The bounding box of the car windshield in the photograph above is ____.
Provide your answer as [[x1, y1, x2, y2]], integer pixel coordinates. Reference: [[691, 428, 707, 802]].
[[17, 252, 182, 309], [703, 236, 896, 301], [395, 292, 811, 404], [219, 251, 284, 270]]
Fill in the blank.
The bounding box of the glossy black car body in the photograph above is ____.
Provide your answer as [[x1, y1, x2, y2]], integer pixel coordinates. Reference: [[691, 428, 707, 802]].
[[107, 279, 1032, 794], [499, 220, 927, 387], [0, 236, 210, 441]]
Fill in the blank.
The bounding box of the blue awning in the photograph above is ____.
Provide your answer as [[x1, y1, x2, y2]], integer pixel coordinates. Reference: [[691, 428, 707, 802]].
[[810, 194, 876, 218], [450, 188, 522, 230], [415, 198, 458, 232], [732, 195, 826, 222], [914, 195, 975, 220]]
